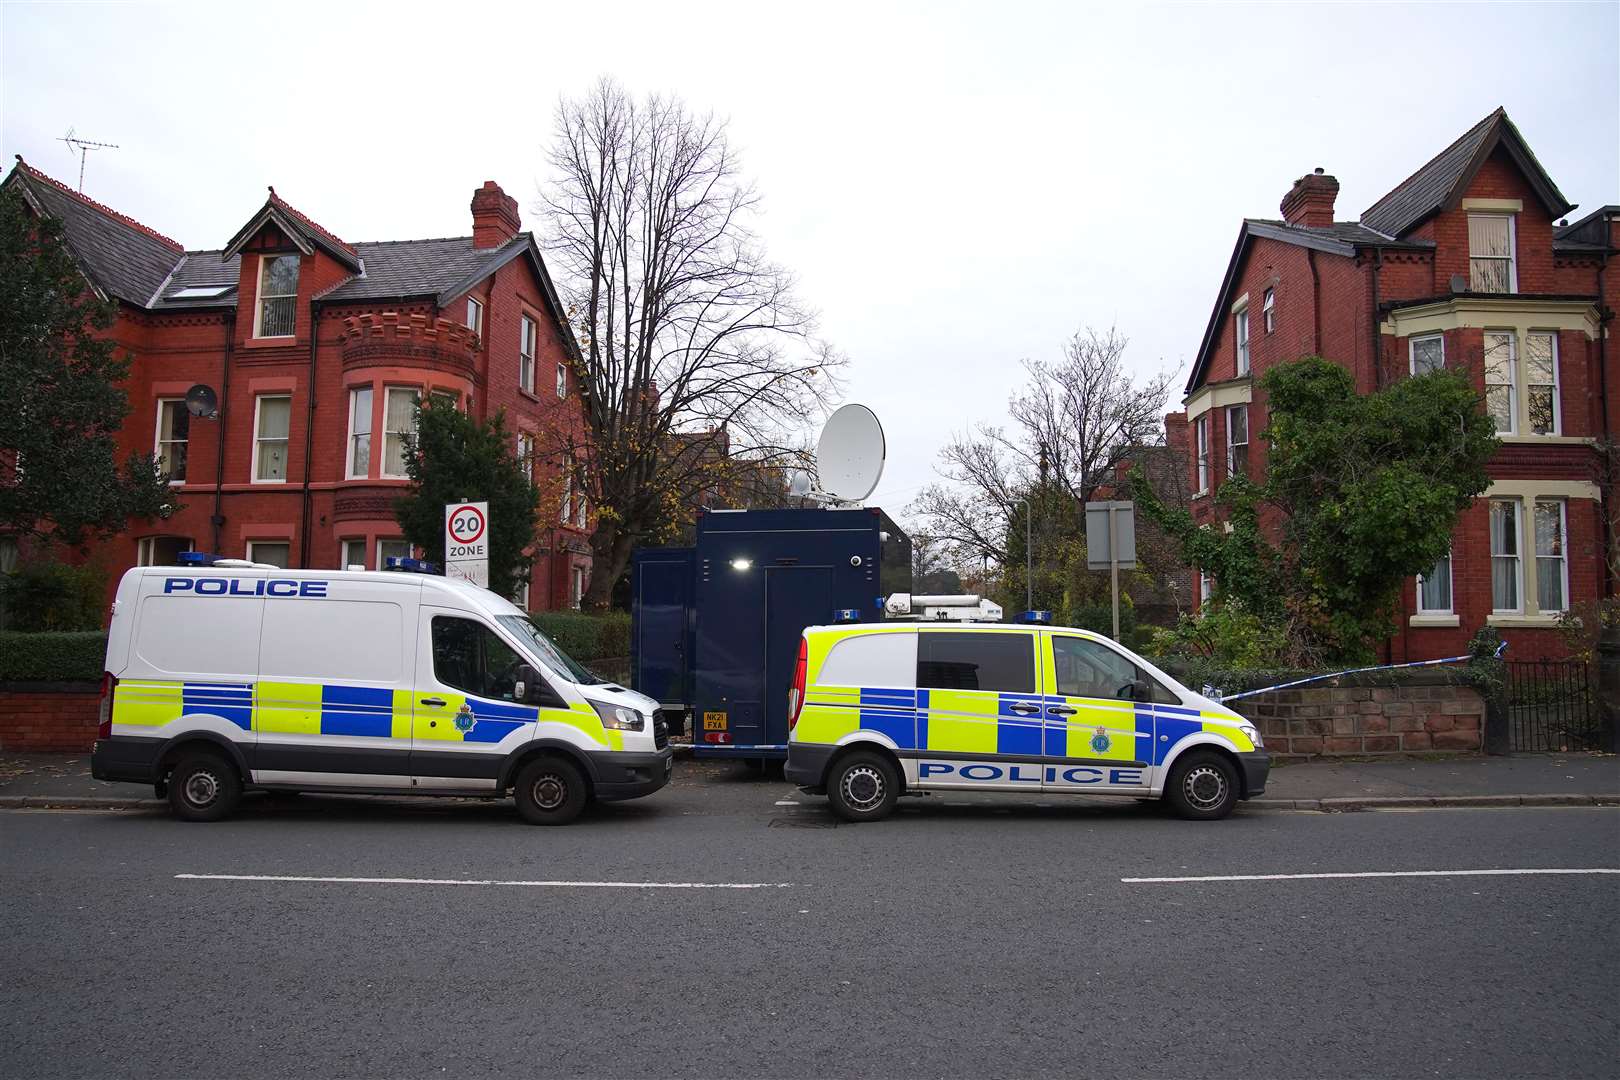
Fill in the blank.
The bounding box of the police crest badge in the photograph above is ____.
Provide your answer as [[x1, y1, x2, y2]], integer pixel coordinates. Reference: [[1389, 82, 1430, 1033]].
[[454, 702, 477, 734], [1090, 726, 1110, 753]]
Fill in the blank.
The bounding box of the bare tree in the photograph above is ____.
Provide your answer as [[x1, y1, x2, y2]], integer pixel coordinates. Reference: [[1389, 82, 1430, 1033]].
[[540, 78, 841, 607], [910, 327, 1173, 570]]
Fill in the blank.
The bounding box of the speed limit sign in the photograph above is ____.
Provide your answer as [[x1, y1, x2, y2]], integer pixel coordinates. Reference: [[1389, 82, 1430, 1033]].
[[444, 501, 489, 589]]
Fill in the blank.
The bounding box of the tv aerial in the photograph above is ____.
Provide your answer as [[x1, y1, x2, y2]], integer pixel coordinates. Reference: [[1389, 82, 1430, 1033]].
[[809, 403, 886, 507], [58, 127, 120, 192]]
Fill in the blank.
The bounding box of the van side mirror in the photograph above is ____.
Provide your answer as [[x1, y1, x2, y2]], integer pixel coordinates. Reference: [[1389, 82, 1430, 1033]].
[[514, 664, 540, 703], [1125, 679, 1153, 703]]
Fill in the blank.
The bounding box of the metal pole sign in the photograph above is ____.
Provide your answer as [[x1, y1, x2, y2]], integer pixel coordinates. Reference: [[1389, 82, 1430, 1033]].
[[1085, 500, 1136, 641], [444, 501, 490, 589]]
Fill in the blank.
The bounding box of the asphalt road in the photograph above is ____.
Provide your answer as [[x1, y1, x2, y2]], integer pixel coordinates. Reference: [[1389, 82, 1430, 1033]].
[[3, 764, 1618, 1079]]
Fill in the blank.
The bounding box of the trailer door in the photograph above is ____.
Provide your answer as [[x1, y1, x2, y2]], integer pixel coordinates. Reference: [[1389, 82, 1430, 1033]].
[[634, 556, 690, 713]]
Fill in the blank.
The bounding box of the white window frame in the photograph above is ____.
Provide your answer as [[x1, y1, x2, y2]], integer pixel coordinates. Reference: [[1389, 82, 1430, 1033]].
[[381, 387, 419, 480], [1534, 499, 1569, 614], [1490, 498, 1523, 615], [1262, 288, 1275, 334], [137, 536, 193, 567], [575, 479, 587, 529], [1198, 568, 1214, 608], [377, 538, 411, 570], [556, 361, 567, 399], [1409, 333, 1445, 376], [346, 386, 373, 480], [560, 470, 573, 525], [154, 398, 188, 485], [511, 579, 529, 611], [1225, 405, 1248, 480], [516, 433, 534, 476], [519, 315, 537, 394], [466, 297, 484, 339], [1484, 331, 1518, 436], [1234, 308, 1250, 376], [1468, 213, 1517, 294], [253, 254, 300, 338], [1416, 546, 1453, 614], [1524, 331, 1561, 436], [1194, 415, 1210, 494], [341, 538, 368, 571], [570, 565, 586, 610], [246, 540, 292, 568], [251, 394, 291, 484]]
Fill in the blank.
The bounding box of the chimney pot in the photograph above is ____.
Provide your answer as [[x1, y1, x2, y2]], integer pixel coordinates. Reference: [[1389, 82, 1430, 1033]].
[[1281, 169, 1339, 229], [471, 180, 521, 248]]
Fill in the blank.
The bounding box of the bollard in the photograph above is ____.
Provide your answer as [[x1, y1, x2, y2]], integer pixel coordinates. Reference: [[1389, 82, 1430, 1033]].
[[1599, 625, 1620, 753]]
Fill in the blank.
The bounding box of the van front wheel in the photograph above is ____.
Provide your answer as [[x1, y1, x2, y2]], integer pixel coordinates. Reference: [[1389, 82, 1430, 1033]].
[[514, 756, 588, 825], [167, 751, 241, 822], [1165, 750, 1239, 820], [826, 751, 899, 823]]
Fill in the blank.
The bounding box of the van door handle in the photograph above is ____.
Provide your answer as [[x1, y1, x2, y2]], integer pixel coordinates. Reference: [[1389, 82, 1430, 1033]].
[[1008, 702, 1041, 716], [1047, 705, 1076, 716], [420, 697, 446, 707]]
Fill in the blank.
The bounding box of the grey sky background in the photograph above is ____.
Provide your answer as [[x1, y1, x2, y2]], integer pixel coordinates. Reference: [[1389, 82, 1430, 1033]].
[[3, 0, 1616, 526]]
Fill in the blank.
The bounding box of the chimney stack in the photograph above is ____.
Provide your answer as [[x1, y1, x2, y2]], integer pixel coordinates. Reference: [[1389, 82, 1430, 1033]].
[[471, 181, 520, 248], [1280, 167, 1339, 229]]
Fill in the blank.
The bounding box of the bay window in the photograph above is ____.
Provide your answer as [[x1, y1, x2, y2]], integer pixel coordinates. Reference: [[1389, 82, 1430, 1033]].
[[1409, 334, 1444, 375], [1524, 332, 1559, 435], [1484, 332, 1516, 434], [1490, 499, 1522, 613], [1225, 405, 1248, 479], [1534, 500, 1567, 613], [382, 388, 419, 479], [347, 387, 372, 479], [1194, 415, 1209, 494]]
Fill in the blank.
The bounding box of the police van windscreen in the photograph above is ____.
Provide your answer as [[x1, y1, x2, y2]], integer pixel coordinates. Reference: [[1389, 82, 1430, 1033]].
[[497, 615, 607, 685]]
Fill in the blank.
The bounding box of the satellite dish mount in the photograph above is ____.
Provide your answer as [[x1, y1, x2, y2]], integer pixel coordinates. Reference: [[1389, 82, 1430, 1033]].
[[185, 384, 220, 420], [810, 403, 886, 508]]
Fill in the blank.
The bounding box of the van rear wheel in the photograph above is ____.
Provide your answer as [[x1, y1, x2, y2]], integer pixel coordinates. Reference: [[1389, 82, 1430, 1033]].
[[167, 751, 241, 823], [1165, 750, 1239, 820], [514, 756, 588, 825], [826, 751, 899, 823]]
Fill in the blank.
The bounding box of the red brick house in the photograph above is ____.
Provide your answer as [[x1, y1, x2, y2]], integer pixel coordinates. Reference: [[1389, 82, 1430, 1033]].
[[2, 161, 595, 610], [1180, 108, 1616, 662]]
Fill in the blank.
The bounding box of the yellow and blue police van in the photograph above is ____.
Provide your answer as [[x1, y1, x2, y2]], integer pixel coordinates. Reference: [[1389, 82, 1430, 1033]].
[[90, 557, 672, 824], [783, 618, 1270, 822]]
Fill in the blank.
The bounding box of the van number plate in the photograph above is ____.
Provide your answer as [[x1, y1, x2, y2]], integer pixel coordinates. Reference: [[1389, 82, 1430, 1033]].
[[703, 712, 728, 731]]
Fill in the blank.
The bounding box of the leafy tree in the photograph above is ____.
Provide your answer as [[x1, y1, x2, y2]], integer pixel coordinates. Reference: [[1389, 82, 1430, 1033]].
[[394, 401, 540, 600], [0, 188, 176, 542], [1133, 356, 1497, 664]]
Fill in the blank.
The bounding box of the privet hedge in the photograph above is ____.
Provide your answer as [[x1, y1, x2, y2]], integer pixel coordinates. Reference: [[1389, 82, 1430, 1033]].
[[527, 612, 631, 662], [0, 631, 108, 683]]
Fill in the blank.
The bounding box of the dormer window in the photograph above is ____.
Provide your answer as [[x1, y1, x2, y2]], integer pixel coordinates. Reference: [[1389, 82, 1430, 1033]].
[[1468, 214, 1516, 293], [256, 255, 300, 337]]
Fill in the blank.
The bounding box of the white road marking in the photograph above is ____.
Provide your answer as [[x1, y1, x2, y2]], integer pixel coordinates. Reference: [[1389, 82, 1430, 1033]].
[[176, 873, 791, 889], [774, 800, 802, 806], [1123, 868, 1620, 884]]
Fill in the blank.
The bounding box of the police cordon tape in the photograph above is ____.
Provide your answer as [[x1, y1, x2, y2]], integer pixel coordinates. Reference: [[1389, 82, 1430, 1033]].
[[1208, 640, 1509, 704]]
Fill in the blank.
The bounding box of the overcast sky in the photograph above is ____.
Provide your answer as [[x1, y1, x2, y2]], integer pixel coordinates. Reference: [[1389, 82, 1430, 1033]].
[[3, 0, 1616, 525]]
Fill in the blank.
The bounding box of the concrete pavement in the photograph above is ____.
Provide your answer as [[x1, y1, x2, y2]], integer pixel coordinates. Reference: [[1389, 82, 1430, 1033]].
[[2, 765, 1618, 1078]]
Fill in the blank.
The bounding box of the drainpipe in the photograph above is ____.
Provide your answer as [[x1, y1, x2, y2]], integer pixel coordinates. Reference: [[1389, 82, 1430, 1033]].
[[210, 309, 237, 554], [297, 299, 322, 569], [1307, 249, 1322, 354], [1369, 245, 1384, 390], [1598, 247, 1614, 598]]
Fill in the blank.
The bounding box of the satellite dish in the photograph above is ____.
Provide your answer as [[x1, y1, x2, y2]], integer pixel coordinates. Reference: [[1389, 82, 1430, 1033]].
[[185, 384, 219, 419], [787, 469, 812, 497], [815, 403, 885, 504]]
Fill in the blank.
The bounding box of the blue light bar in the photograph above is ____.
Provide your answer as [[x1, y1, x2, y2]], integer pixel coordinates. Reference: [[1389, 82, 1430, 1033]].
[[384, 557, 440, 574], [1014, 610, 1053, 625], [176, 551, 218, 567], [833, 609, 861, 623]]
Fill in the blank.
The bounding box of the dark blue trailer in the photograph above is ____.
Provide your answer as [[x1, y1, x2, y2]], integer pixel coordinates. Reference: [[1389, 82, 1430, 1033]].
[[630, 507, 911, 758]]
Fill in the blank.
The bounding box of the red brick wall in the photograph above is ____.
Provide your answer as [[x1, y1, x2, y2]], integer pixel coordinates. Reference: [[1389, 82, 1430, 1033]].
[[0, 685, 100, 752]]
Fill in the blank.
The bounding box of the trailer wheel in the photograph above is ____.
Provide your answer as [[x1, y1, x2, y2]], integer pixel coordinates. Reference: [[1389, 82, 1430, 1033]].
[[826, 750, 899, 823]]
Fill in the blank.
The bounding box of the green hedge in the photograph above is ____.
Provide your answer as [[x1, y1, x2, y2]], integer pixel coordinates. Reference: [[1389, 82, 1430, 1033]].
[[0, 631, 108, 682], [528, 611, 631, 662]]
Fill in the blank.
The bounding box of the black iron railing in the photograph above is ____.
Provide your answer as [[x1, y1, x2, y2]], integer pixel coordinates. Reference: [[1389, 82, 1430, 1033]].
[[1505, 660, 1599, 751]]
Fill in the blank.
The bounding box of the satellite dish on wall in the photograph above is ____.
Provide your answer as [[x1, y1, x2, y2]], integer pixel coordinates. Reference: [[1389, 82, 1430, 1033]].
[[815, 403, 886, 505], [185, 384, 219, 419]]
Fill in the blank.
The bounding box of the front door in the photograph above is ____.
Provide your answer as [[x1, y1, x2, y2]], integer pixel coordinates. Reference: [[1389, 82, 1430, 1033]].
[[1040, 633, 1160, 795], [410, 610, 538, 791], [914, 629, 1046, 791]]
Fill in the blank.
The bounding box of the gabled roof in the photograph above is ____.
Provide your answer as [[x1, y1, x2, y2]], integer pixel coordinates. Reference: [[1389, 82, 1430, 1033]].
[[221, 187, 363, 272], [1360, 107, 1576, 238], [3, 156, 183, 306]]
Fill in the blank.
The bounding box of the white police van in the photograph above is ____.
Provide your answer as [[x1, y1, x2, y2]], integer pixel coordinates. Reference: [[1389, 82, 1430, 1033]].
[[90, 557, 672, 824]]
